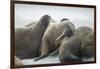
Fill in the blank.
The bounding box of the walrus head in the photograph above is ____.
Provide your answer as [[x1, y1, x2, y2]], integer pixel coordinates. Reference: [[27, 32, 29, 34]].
[[56, 19, 75, 41], [39, 15, 55, 26], [56, 26, 73, 41]]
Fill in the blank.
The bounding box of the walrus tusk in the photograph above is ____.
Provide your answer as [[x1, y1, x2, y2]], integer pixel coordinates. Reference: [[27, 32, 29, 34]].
[[50, 18, 56, 23], [56, 33, 65, 41]]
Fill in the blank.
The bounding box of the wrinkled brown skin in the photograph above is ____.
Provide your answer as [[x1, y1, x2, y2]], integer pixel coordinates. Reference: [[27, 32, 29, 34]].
[[15, 56, 23, 66], [81, 32, 95, 61], [15, 15, 51, 59], [59, 26, 93, 63], [34, 20, 75, 61]]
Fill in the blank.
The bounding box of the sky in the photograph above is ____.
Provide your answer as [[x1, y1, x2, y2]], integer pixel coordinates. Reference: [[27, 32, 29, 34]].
[[15, 4, 94, 29]]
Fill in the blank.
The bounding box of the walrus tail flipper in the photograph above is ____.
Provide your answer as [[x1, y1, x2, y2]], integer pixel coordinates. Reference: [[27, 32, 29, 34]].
[[34, 54, 48, 61]]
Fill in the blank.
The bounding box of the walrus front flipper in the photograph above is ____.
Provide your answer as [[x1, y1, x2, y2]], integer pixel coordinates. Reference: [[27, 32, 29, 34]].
[[34, 54, 48, 61], [50, 47, 59, 56]]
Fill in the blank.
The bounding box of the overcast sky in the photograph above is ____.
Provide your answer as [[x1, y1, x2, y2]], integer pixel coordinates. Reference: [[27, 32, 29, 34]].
[[15, 4, 94, 29]]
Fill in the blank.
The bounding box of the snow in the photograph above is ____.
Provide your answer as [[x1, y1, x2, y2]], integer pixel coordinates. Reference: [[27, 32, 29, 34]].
[[22, 55, 60, 65]]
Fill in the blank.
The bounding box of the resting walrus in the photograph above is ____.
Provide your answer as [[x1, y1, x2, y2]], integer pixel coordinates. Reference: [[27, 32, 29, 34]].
[[58, 26, 93, 63], [15, 15, 52, 59], [81, 32, 95, 61], [34, 19, 75, 61]]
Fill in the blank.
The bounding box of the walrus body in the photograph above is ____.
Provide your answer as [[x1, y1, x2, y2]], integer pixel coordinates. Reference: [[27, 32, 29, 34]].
[[34, 19, 75, 61], [15, 15, 51, 59], [81, 32, 95, 61], [58, 27, 93, 63]]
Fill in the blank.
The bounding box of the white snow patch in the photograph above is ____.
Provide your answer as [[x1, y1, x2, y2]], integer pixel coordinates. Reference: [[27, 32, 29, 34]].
[[22, 55, 60, 65]]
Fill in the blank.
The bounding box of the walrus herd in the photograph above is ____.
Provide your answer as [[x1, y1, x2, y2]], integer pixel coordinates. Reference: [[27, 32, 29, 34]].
[[15, 15, 95, 65]]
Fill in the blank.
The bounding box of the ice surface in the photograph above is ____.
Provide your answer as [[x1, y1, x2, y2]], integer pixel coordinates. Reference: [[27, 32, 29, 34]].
[[22, 55, 60, 65]]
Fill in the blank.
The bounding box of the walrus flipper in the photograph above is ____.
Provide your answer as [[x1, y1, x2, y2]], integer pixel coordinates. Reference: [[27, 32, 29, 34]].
[[50, 47, 59, 56], [34, 54, 48, 61]]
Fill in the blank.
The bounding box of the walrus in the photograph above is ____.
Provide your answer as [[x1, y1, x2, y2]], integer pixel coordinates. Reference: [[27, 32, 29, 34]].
[[15, 15, 53, 59], [34, 19, 75, 61], [58, 26, 93, 63], [15, 56, 23, 66], [81, 32, 95, 61]]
